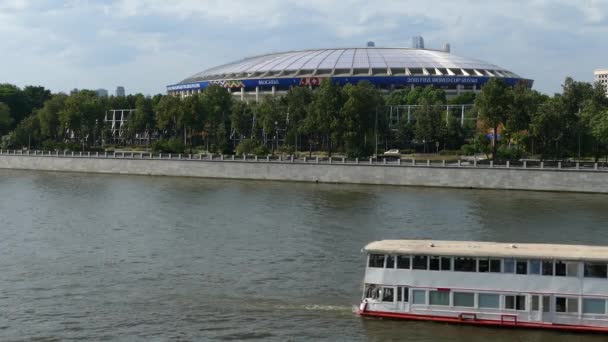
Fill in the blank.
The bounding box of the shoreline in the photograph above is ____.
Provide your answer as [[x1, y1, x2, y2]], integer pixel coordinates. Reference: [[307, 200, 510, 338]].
[[0, 153, 607, 194]]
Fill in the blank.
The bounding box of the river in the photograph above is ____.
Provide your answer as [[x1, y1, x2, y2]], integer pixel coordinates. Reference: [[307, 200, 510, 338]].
[[1, 169, 607, 341]]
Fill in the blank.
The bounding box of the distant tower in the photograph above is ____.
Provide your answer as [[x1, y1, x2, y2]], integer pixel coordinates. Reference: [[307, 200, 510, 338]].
[[412, 36, 425, 49], [116, 86, 125, 97], [442, 43, 451, 53], [367, 41, 376, 47], [96, 89, 108, 98]]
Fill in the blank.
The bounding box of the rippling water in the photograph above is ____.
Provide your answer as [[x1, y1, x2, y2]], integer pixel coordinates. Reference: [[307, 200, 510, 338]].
[[1, 169, 608, 341]]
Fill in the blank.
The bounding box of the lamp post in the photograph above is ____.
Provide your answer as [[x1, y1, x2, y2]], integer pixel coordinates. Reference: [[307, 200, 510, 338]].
[[274, 121, 279, 154]]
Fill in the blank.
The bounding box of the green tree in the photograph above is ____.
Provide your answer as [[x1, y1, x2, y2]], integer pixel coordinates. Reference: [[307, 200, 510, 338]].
[[0, 84, 29, 126], [305, 79, 343, 156], [0, 102, 14, 135], [414, 97, 443, 153], [23, 85, 52, 112], [283, 86, 312, 151], [230, 101, 254, 141], [530, 97, 568, 160], [202, 85, 233, 152], [475, 78, 513, 160], [340, 81, 383, 157], [155, 95, 182, 136], [38, 94, 67, 140]]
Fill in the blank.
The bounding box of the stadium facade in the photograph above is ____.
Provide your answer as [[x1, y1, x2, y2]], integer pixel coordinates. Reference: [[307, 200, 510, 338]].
[[167, 42, 533, 101]]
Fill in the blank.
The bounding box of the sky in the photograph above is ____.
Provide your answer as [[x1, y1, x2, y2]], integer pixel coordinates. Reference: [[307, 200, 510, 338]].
[[0, 0, 607, 96]]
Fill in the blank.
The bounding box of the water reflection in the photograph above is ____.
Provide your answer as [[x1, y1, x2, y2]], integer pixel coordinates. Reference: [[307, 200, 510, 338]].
[[1, 169, 608, 341]]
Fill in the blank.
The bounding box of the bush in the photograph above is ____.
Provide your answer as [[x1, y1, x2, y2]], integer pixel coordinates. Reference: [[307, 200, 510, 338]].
[[438, 149, 461, 156], [42, 139, 58, 151], [460, 144, 477, 156], [152, 138, 185, 153], [496, 145, 524, 161], [236, 139, 269, 156]]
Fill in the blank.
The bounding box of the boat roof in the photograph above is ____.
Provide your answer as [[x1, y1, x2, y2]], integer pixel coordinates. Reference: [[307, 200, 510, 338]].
[[364, 240, 608, 262]]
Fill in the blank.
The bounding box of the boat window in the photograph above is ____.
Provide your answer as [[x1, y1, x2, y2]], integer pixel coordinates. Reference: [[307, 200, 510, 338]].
[[584, 263, 608, 278], [542, 261, 554, 276], [542, 296, 551, 312], [429, 256, 440, 271], [556, 297, 566, 312], [556, 297, 578, 313], [397, 287, 409, 302], [583, 298, 606, 314], [478, 259, 489, 272], [413, 256, 428, 270], [429, 291, 450, 306], [412, 290, 426, 305], [555, 261, 566, 276], [566, 262, 578, 277], [529, 260, 541, 275], [453, 292, 474, 307], [441, 257, 452, 271], [567, 298, 579, 313], [516, 260, 528, 275], [479, 258, 501, 272], [365, 284, 375, 298], [397, 255, 411, 269], [386, 255, 395, 269], [504, 259, 515, 273], [517, 296, 527, 311], [478, 293, 500, 308], [505, 295, 526, 311], [365, 285, 381, 299], [382, 287, 394, 302], [454, 257, 476, 272], [429, 256, 451, 271], [531, 295, 540, 311], [368, 254, 385, 268]]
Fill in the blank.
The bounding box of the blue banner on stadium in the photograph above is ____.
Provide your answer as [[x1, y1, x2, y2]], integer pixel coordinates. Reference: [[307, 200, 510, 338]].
[[167, 76, 531, 92]]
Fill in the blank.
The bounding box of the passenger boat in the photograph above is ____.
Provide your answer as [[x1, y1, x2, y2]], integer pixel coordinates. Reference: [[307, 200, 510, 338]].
[[358, 240, 608, 332]]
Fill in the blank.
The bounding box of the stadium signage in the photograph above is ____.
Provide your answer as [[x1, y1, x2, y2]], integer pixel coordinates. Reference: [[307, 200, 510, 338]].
[[258, 79, 280, 86], [167, 76, 530, 92], [167, 83, 201, 91]]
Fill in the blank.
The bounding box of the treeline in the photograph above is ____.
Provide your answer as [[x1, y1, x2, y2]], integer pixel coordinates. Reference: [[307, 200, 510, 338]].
[[1, 77, 607, 160]]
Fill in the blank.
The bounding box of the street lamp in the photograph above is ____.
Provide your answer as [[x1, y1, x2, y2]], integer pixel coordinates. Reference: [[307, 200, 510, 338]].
[[274, 121, 279, 154]]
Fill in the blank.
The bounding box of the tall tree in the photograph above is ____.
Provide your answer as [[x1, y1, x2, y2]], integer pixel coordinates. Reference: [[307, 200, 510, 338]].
[[475, 78, 513, 160], [414, 97, 443, 153], [305, 79, 343, 156], [0, 84, 29, 126], [38, 94, 67, 140], [340, 81, 383, 157], [0, 102, 14, 135], [530, 96, 568, 160], [23, 86, 52, 112]]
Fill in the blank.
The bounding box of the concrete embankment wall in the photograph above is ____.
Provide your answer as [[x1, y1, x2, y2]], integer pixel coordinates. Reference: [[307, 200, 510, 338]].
[[1, 155, 607, 193]]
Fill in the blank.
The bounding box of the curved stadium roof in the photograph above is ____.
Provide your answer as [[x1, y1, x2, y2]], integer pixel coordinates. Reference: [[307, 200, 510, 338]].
[[180, 47, 521, 84]]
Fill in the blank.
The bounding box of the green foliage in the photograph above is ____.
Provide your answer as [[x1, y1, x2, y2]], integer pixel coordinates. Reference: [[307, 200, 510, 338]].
[[340, 81, 383, 157], [236, 138, 268, 155], [152, 138, 185, 153], [0, 102, 14, 135], [474, 78, 512, 159]]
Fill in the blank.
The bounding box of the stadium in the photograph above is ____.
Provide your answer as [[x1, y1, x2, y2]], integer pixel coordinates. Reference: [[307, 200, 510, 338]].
[[167, 40, 533, 101]]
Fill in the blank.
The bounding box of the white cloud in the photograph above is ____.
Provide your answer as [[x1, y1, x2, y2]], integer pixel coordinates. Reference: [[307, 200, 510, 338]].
[[1, 0, 607, 94]]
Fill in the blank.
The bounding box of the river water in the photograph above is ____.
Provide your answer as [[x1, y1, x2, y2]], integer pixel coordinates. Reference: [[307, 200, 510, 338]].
[[1, 169, 608, 341]]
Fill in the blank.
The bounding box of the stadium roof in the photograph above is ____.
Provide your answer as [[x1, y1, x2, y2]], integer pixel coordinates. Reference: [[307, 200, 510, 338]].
[[180, 47, 520, 84]]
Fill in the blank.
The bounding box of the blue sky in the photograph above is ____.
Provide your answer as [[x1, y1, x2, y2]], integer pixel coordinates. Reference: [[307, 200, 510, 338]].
[[1, 0, 606, 95]]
